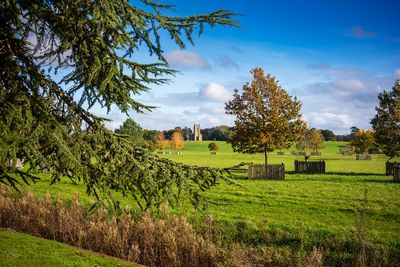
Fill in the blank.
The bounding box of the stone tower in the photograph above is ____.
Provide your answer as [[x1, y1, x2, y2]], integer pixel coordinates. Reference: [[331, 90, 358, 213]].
[[193, 124, 202, 141]]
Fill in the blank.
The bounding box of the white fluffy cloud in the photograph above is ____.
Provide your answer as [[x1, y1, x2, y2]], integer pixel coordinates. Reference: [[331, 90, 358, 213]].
[[305, 112, 354, 132], [148, 82, 232, 106], [165, 50, 210, 69], [348, 26, 378, 39], [120, 108, 233, 130], [200, 83, 232, 102], [306, 78, 380, 107], [394, 69, 400, 78]]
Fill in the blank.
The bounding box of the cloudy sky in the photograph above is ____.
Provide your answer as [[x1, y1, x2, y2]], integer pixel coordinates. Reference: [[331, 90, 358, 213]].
[[97, 0, 400, 135]]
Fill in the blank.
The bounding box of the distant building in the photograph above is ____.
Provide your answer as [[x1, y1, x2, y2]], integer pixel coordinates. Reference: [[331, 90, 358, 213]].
[[193, 124, 202, 141]]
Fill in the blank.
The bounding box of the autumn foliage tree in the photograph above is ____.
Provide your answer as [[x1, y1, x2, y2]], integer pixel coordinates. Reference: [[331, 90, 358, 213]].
[[155, 132, 169, 151], [170, 131, 185, 151], [371, 80, 400, 159], [225, 67, 306, 166], [296, 128, 324, 156], [351, 129, 376, 154]]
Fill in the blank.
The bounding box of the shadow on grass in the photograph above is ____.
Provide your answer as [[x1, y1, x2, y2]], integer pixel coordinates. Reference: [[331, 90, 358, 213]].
[[229, 171, 396, 184], [325, 171, 387, 177], [286, 171, 395, 183]]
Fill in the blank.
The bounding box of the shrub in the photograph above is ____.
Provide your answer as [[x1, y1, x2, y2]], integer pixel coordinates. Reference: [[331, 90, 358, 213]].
[[208, 142, 219, 151]]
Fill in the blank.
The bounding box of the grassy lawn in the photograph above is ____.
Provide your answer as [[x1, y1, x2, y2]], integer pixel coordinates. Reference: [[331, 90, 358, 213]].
[[15, 141, 400, 255], [161, 141, 400, 249], [0, 229, 139, 267]]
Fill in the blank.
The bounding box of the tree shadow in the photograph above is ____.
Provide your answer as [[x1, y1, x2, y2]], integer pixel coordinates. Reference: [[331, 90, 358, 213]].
[[325, 171, 386, 177], [288, 171, 395, 184]]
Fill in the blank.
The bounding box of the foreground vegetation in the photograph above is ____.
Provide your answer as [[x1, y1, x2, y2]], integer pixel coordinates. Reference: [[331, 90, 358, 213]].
[[0, 229, 138, 267], [2, 141, 400, 265]]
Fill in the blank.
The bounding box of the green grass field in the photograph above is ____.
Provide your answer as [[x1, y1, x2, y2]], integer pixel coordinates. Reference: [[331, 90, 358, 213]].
[[161, 141, 399, 249], [0, 229, 138, 267], [8, 140, 400, 263]]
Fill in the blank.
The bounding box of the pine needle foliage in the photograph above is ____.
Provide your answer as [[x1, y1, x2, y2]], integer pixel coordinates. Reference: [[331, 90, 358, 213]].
[[371, 80, 400, 159], [0, 0, 238, 210]]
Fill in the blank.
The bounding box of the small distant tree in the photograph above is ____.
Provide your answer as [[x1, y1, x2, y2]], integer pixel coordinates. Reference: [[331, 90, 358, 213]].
[[208, 142, 219, 151], [351, 129, 376, 154], [225, 67, 306, 166], [320, 129, 336, 141], [350, 126, 360, 140], [296, 128, 324, 158], [309, 129, 324, 152], [182, 127, 193, 140], [371, 80, 400, 159], [170, 132, 185, 151], [155, 132, 169, 150]]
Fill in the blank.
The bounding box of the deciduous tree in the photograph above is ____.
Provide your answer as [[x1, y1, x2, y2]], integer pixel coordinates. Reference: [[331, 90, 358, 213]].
[[320, 129, 336, 141], [371, 80, 400, 159], [170, 131, 185, 151], [225, 67, 306, 165], [0, 0, 237, 210], [114, 119, 144, 146], [351, 129, 376, 154], [296, 128, 324, 155], [155, 132, 169, 151], [208, 142, 219, 151]]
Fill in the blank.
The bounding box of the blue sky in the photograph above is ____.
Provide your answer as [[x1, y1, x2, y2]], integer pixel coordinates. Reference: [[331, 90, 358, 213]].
[[99, 0, 400, 134]]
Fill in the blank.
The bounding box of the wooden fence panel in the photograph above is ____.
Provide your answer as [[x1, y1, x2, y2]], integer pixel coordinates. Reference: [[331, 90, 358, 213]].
[[386, 161, 400, 176], [248, 164, 285, 180], [356, 154, 371, 160], [294, 160, 325, 174], [393, 166, 400, 183]]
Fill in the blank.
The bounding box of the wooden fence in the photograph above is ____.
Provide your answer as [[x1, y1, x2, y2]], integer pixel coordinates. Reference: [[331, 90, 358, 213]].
[[386, 161, 400, 176], [6, 159, 24, 169], [294, 160, 325, 174], [356, 154, 371, 160], [393, 166, 400, 183], [311, 152, 321, 156], [248, 164, 285, 180]]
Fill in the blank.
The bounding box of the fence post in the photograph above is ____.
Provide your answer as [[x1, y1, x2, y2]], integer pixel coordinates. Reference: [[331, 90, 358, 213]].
[[393, 165, 400, 183]]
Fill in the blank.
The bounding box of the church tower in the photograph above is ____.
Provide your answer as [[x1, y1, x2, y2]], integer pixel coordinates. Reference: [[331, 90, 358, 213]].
[[193, 124, 202, 141]]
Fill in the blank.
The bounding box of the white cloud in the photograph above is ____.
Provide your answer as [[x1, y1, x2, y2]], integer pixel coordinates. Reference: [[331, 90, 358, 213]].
[[305, 112, 354, 132], [125, 108, 233, 130], [200, 82, 232, 102], [147, 82, 232, 106], [215, 55, 240, 71], [165, 50, 210, 69], [394, 69, 400, 78], [306, 78, 380, 107], [348, 26, 378, 39], [333, 79, 366, 91]]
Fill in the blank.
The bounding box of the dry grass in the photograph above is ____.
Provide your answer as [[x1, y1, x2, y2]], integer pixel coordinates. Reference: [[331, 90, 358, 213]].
[[0, 187, 216, 267], [3, 186, 392, 266]]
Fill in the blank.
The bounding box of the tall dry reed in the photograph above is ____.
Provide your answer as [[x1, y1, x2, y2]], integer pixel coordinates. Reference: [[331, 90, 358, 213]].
[[5, 186, 371, 266], [0, 187, 216, 267]]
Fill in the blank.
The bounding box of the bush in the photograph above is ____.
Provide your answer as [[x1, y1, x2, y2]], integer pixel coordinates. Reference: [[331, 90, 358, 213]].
[[208, 142, 219, 151]]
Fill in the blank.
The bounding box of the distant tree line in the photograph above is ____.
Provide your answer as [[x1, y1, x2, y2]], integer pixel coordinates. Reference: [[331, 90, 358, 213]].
[[114, 117, 367, 145], [318, 126, 359, 142]]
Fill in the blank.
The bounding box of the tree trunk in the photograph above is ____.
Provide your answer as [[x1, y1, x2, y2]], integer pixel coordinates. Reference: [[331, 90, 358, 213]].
[[264, 148, 268, 166]]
